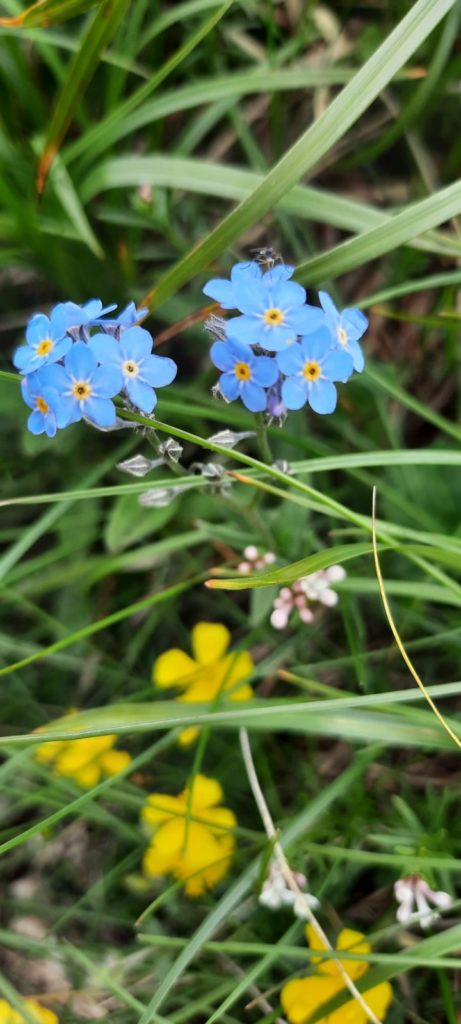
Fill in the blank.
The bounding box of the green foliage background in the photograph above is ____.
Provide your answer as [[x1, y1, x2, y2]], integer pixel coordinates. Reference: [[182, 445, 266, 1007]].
[[1, 0, 461, 1021]]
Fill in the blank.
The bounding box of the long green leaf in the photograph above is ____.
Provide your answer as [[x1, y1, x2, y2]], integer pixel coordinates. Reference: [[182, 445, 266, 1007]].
[[36, 0, 131, 193], [80, 154, 461, 259], [139, 0, 456, 309], [296, 178, 461, 284], [0, 0, 100, 27]]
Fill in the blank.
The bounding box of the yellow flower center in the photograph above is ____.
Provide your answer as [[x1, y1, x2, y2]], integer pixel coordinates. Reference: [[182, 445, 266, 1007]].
[[36, 338, 53, 356], [72, 380, 92, 400], [303, 360, 321, 381], [234, 361, 251, 381], [337, 326, 348, 346], [122, 359, 139, 377], [264, 307, 285, 326], [36, 396, 49, 414]]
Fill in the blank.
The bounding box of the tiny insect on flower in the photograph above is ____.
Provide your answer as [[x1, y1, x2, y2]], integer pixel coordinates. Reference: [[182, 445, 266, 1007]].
[[141, 774, 236, 896], [204, 261, 324, 352], [281, 926, 393, 1024]]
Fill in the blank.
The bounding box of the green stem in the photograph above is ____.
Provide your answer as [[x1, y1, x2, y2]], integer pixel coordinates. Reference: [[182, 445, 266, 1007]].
[[255, 413, 273, 464]]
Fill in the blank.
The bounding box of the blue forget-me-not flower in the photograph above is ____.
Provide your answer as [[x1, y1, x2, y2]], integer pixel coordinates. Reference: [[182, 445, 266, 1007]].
[[52, 298, 118, 331], [89, 326, 177, 414], [276, 327, 353, 414], [44, 342, 123, 428], [210, 336, 278, 412], [21, 368, 61, 437], [13, 310, 72, 375], [204, 261, 324, 351], [319, 291, 368, 372]]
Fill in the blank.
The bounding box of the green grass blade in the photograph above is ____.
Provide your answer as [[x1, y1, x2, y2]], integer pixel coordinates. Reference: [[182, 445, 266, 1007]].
[[140, 0, 457, 309], [0, 0, 101, 27], [36, 0, 131, 192]]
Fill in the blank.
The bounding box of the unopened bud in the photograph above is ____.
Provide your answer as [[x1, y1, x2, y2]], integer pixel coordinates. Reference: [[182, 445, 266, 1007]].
[[159, 437, 183, 463], [208, 429, 256, 449], [138, 487, 181, 508], [117, 454, 161, 477]]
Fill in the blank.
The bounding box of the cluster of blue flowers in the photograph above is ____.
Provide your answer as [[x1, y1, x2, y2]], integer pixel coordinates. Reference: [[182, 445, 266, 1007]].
[[13, 300, 177, 438], [203, 261, 368, 415]]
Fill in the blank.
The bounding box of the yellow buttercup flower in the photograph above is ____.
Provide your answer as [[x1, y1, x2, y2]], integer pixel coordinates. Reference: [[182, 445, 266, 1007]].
[[152, 622, 254, 746], [281, 925, 393, 1024], [0, 998, 59, 1024], [36, 720, 131, 789], [141, 773, 236, 896]]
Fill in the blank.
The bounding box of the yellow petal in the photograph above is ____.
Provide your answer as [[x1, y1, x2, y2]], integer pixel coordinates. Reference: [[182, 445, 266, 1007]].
[[281, 976, 340, 1024], [186, 774, 223, 810], [141, 793, 184, 827], [35, 739, 65, 764], [177, 726, 201, 747], [305, 925, 370, 979], [153, 649, 198, 689], [176, 822, 233, 895], [25, 1001, 59, 1024], [327, 980, 393, 1024], [221, 651, 254, 692], [100, 749, 131, 777], [143, 818, 187, 878], [191, 622, 230, 665], [54, 736, 115, 773], [202, 805, 237, 834], [70, 762, 102, 788]]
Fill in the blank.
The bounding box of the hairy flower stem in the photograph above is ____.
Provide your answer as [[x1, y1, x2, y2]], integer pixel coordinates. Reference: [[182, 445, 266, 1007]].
[[255, 413, 273, 464], [239, 727, 382, 1024]]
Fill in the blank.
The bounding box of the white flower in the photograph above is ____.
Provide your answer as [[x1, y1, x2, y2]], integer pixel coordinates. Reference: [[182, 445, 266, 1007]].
[[238, 546, 276, 574], [258, 862, 319, 918], [270, 567, 345, 630], [394, 875, 452, 929]]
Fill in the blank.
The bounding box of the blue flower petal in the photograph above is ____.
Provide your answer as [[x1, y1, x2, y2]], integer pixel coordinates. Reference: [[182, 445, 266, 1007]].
[[240, 381, 267, 412], [318, 291, 338, 321], [40, 363, 69, 390], [140, 354, 176, 388], [203, 278, 239, 308], [299, 327, 334, 363], [92, 365, 123, 398], [342, 307, 368, 340], [13, 346, 37, 373], [65, 342, 97, 380], [270, 280, 306, 309], [224, 315, 260, 346], [56, 395, 81, 428], [89, 333, 121, 364], [308, 379, 337, 414], [321, 349, 354, 382], [119, 325, 153, 361], [231, 261, 263, 283], [126, 377, 157, 413], [225, 337, 255, 362], [28, 409, 47, 435], [114, 302, 147, 327], [347, 338, 365, 373], [26, 314, 51, 346], [281, 377, 308, 410], [290, 305, 325, 335], [210, 341, 236, 372], [276, 343, 304, 376], [232, 280, 267, 316], [83, 396, 116, 427], [51, 336, 73, 362], [219, 372, 240, 402], [251, 355, 278, 387], [262, 265, 294, 286]]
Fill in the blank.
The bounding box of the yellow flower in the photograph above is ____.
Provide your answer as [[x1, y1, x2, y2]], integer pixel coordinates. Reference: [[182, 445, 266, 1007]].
[[36, 720, 131, 789], [0, 998, 59, 1024], [281, 925, 393, 1024], [141, 773, 236, 896], [152, 622, 254, 746]]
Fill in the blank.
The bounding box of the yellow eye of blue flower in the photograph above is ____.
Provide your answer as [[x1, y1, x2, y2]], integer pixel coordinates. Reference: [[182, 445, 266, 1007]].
[[264, 307, 284, 326], [36, 338, 54, 356], [234, 361, 251, 381], [122, 359, 140, 377], [72, 380, 92, 399], [302, 360, 321, 381]]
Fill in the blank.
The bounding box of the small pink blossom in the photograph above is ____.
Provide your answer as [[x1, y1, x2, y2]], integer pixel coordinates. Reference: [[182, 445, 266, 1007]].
[[394, 875, 452, 929], [238, 546, 276, 574], [270, 566, 346, 629]]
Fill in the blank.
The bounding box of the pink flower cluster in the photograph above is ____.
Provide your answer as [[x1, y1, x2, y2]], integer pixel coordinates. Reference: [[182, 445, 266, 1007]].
[[271, 565, 346, 630]]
